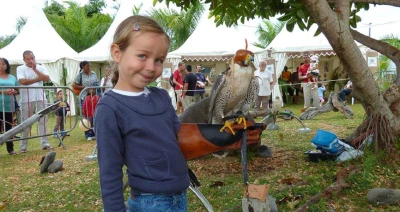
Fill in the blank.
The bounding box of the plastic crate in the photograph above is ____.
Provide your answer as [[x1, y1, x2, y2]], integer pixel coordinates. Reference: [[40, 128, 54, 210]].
[[304, 149, 343, 162]]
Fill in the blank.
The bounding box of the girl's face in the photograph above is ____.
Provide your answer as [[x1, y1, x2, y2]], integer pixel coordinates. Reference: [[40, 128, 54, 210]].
[[57, 91, 63, 99], [111, 32, 169, 92]]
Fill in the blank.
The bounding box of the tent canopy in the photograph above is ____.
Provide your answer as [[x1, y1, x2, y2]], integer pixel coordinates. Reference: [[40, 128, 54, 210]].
[[266, 25, 337, 58], [167, 12, 264, 61], [74, 0, 135, 62], [0, 7, 77, 65]]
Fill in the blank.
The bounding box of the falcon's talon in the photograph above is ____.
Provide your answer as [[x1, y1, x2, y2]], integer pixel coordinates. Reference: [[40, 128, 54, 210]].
[[219, 120, 236, 135], [235, 117, 247, 129]]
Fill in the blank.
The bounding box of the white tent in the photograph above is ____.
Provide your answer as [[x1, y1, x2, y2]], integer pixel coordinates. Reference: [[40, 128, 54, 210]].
[[74, 0, 135, 62], [0, 6, 77, 67], [265, 25, 369, 102], [266, 25, 337, 57], [167, 11, 264, 68], [0, 6, 80, 114]]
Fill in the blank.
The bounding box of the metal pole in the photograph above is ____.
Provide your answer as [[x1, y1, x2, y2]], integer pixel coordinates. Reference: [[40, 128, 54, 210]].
[[369, 23, 371, 37]]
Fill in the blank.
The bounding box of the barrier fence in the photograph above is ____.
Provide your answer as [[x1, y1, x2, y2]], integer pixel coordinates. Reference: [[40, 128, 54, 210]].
[[0, 85, 114, 149], [0, 78, 352, 150]]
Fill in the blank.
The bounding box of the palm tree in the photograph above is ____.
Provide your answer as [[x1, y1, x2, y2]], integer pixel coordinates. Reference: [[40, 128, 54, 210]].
[[16, 16, 28, 33], [46, 2, 112, 52], [253, 20, 285, 49], [378, 34, 400, 72], [132, 2, 143, 16], [148, 2, 205, 51], [376, 34, 400, 90]]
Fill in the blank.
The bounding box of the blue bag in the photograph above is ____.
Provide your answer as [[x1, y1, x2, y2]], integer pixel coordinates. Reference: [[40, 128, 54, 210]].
[[311, 129, 344, 154]]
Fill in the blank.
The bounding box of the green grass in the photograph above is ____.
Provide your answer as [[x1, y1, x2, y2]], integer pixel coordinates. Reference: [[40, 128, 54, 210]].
[[0, 103, 399, 211]]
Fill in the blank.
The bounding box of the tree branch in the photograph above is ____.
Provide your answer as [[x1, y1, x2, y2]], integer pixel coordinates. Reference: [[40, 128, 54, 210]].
[[295, 165, 361, 212], [303, 0, 384, 108], [350, 29, 400, 85], [326, 0, 400, 7]]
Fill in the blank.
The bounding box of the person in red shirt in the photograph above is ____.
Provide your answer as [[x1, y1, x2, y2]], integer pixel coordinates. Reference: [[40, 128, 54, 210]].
[[298, 55, 319, 109], [83, 88, 100, 140], [173, 62, 185, 114]]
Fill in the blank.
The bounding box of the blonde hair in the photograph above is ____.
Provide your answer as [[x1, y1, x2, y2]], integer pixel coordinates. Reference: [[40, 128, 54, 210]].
[[110, 15, 170, 86]]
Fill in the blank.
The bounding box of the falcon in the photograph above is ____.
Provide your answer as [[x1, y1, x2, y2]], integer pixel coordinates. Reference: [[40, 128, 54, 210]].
[[208, 40, 259, 134]]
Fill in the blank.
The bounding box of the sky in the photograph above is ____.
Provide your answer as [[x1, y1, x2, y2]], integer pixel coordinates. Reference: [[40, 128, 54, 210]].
[[0, 1, 399, 40]]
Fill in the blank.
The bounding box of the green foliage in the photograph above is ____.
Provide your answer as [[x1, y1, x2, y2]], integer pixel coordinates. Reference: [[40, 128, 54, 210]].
[[132, 2, 144, 16], [45, 3, 112, 52], [84, 0, 107, 17], [376, 34, 399, 91], [252, 20, 285, 49], [158, 0, 366, 35], [0, 34, 16, 49], [278, 78, 294, 95], [327, 66, 344, 93], [149, 2, 204, 51], [15, 16, 27, 33], [43, 1, 66, 16]]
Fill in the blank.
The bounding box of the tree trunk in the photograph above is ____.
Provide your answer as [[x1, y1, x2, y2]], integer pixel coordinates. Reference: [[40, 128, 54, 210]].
[[302, 0, 400, 153]]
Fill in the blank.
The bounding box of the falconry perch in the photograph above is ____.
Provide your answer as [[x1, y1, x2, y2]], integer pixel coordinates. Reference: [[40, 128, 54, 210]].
[[208, 40, 259, 134]]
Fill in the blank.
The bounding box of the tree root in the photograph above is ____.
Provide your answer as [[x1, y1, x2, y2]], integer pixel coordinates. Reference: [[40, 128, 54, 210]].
[[299, 93, 353, 120], [295, 165, 361, 212], [358, 108, 393, 151]]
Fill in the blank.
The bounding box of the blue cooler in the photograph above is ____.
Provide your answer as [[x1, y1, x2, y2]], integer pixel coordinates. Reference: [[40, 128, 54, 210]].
[[311, 130, 344, 154]]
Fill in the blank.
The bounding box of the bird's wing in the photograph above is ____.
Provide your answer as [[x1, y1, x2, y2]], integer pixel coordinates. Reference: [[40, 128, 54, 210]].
[[208, 73, 226, 124]]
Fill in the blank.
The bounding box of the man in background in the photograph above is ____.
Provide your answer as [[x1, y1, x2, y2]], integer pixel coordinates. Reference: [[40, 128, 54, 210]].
[[17, 50, 52, 153]]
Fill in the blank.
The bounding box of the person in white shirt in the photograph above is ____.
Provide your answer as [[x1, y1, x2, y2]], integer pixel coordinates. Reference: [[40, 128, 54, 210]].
[[100, 66, 113, 93], [16, 50, 52, 153], [254, 61, 274, 110]]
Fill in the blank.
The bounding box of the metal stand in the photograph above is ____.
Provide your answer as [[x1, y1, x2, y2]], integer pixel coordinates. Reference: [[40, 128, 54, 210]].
[[55, 131, 67, 149], [189, 185, 214, 212], [85, 144, 97, 162]]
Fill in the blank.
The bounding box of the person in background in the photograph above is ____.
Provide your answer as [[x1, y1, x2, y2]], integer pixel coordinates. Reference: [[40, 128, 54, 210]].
[[72, 61, 99, 105], [290, 66, 302, 104], [0, 58, 19, 155], [338, 80, 353, 102], [254, 61, 274, 110], [100, 66, 113, 93], [280, 66, 291, 104], [53, 90, 70, 138], [193, 65, 206, 103], [17, 50, 52, 153], [298, 55, 319, 109], [181, 65, 197, 109], [317, 83, 326, 107], [173, 61, 185, 114], [94, 15, 189, 211], [307, 55, 320, 89], [82, 88, 99, 141]]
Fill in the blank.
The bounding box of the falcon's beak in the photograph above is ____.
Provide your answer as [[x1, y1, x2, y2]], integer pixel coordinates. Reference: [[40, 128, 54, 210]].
[[244, 54, 254, 66]]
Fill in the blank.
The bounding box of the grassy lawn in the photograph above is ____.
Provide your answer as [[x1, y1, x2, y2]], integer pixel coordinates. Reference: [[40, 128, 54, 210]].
[[0, 103, 399, 211]]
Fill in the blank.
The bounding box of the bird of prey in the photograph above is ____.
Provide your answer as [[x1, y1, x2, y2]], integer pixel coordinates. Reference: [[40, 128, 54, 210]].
[[208, 40, 259, 134]]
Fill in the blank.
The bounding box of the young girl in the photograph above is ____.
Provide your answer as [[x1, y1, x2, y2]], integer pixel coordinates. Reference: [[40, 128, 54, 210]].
[[307, 55, 319, 89], [53, 90, 70, 137], [317, 83, 326, 107], [82, 88, 99, 141], [94, 16, 189, 211]]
